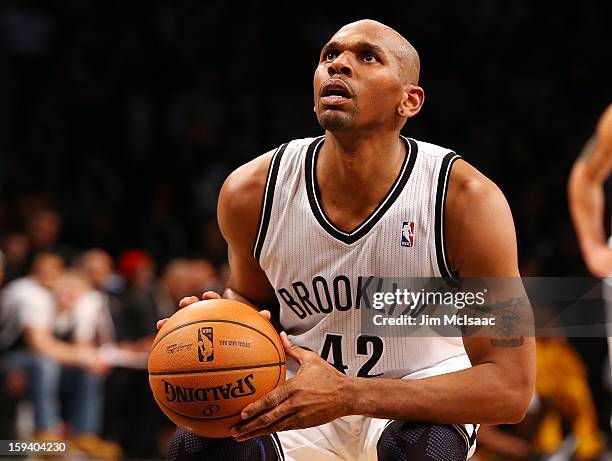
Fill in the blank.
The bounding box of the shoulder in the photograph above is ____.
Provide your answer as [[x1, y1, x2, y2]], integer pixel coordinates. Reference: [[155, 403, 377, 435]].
[[446, 160, 507, 214], [219, 137, 319, 226], [219, 151, 275, 217], [217, 150, 275, 250], [75, 290, 104, 319], [79, 290, 105, 309], [408, 137, 504, 207], [3, 277, 48, 299], [218, 138, 315, 252]]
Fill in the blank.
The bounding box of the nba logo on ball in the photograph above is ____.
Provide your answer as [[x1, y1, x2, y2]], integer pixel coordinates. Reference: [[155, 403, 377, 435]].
[[401, 222, 415, 247], [197, 327, 214, 362]]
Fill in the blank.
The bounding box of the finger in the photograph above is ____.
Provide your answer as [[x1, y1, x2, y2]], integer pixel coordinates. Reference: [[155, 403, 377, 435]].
[[280, 331, 308, 364], [179, 296, 200, 308], [232, 399, 293, 437], [258, 310, 271, 321], [156, 318, 168, 330], [240, 385, 290, 420], [201, 291, 222, 300], [234, 413, 299, 442]]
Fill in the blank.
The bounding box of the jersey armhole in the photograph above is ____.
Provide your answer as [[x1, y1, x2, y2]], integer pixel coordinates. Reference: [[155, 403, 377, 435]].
[[434, 152, 461, 284], [253, 143, 288, 261]]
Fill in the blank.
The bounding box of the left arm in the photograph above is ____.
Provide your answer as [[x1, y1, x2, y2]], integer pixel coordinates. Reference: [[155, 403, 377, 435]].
[[350, 162, 535, 424], [232, 161, 535, 439]]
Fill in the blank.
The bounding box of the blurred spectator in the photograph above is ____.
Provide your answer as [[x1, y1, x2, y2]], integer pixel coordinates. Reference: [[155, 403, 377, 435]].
[[0, 249, 23, 439], [1, 232, 30, 282], [103, 254, 188, 458], [76, 248, 151, 359], [117, 249, 155, 292], [27, 210, 60, 249], [76, 248, 124, 295], [159, 258, 195, 310], [190, 258, 221, 295], [76, 249, 125, 346], [115, 249, 157, 342], [72, 249, 156, 456], [476, 338, 604, 461], [0, 256, 120, 458], [117, 256, 195, 343], [26, 209, 76, 263], [0, 252, 64, 352]]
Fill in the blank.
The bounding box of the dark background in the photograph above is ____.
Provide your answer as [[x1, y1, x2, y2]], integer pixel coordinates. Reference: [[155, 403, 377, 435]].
[[0, 0, 611, 446], [1, 0, 610, 272]]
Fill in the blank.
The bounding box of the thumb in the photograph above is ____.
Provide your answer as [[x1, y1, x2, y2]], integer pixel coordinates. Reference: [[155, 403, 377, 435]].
[[280, 331, 307, 364]]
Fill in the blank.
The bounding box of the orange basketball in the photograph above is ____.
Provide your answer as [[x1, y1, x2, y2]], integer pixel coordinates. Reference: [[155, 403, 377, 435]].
[[148, 299, 286, 438]]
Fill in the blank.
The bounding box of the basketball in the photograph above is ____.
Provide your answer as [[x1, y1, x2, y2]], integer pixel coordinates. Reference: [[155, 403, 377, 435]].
[[148, 299, 286, 438]]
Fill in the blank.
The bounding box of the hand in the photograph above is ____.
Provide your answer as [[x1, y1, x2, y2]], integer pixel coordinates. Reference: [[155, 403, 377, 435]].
[[584, 245, 612, 277], [231, 332, 353, 441], [77, 346, 111, 376], [156, 291, 272, 330]]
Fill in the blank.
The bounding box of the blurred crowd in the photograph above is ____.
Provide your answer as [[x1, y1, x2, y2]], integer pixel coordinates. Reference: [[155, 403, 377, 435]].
[[0, 210, 224, 458], [0, 0, 611, 459]]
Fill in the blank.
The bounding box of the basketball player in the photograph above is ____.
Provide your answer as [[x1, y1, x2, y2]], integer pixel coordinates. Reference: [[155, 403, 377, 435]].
[[569, 104, 612, 277], [160, 19, 535, 461], [568, 103, 612, 427]]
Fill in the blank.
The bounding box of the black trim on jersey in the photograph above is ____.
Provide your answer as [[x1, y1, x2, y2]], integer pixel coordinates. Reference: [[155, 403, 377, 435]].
[[271, 433, 285, 460], [305, 136, 418, 245], [469, 426, 477, 445], [452, 423, 478, 453], [253, 143, 288, 261], [434, 152, 461, 283]]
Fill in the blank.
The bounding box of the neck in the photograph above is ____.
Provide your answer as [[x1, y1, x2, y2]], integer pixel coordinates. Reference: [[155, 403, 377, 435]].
[[319, 129, 405, 189], [315, 129, 407, 230]]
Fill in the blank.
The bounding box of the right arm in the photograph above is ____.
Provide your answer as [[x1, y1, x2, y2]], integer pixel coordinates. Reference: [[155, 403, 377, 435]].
[[217, 150, 278, 307], [568, 104, 612, 276]]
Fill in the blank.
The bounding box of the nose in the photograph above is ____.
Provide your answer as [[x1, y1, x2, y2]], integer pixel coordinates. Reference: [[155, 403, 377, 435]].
[[327, 53, 353, 78]]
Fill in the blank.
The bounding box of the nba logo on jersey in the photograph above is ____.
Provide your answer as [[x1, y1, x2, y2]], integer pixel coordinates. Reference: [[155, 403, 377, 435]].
[[401, 221, 415, 247]]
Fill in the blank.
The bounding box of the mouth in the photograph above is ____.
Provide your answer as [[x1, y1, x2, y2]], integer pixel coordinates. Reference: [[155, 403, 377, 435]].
[[320, 79, 353, 106]]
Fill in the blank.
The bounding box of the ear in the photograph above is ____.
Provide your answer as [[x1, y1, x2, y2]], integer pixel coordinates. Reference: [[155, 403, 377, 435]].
[[397, 85, 425, 118]]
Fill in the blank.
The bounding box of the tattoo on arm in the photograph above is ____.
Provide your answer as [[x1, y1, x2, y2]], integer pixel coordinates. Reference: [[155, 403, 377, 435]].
[[462, 294, 532, 347], [490, 336, 525, 348]]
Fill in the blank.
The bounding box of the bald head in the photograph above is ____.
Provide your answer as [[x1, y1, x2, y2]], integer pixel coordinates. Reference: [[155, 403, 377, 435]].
[[314, 18, 425, 132], [334, 19, 420, 85]]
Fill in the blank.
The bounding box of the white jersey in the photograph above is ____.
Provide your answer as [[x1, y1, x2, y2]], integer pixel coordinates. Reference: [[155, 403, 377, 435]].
[[254, 135, 471, 381]]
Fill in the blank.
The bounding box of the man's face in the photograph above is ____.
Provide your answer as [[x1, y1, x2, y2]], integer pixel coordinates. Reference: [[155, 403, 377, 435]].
[[33, 254, 64, 289], [313, 24, 406, 132], [83, 252, 113, 288]]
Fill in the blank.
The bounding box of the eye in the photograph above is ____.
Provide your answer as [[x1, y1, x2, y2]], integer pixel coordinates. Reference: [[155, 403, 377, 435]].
[[324, 50, 337, 61], [363, 53, 378, 63]]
